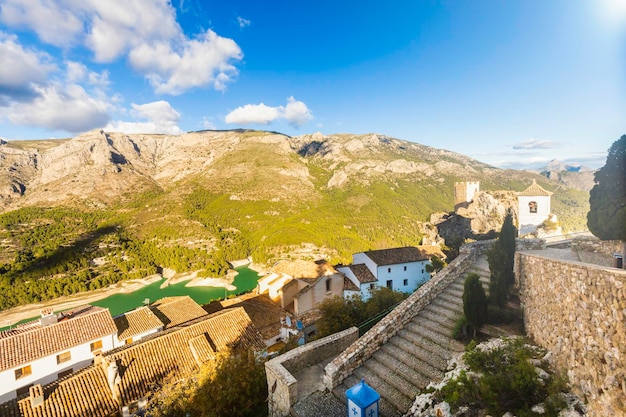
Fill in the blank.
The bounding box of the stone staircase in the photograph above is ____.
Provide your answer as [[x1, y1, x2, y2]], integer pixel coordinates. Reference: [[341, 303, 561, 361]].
[[332, 256, 490, 417]]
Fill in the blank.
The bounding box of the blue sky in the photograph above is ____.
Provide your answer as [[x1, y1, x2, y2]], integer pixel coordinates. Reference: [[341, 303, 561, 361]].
[[0, 0, 624, 169]]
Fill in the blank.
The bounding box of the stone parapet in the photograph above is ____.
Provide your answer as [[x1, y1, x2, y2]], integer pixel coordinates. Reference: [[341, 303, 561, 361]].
[[571, 237, 623, 255], [324, 240, 494, 391], [265, 327, 359, 417], [517, 252, 626, 416]]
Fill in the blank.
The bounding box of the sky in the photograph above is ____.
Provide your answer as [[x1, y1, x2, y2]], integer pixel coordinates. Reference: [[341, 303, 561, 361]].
[[0, 0, 624, 170]]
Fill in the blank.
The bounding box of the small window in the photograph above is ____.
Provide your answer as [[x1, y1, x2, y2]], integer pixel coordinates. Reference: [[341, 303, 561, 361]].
[[125, 337, 133, 345], [386, 280, 393, 289], [16, 384, 33, 397], [90, 340, 103, 352], [15, 365, 32, 380], [325, 279, 331, 292], [58, 369, 73, 379], [403, 279, 408, 286], [56, 351, 71, 365], [403, 266, 407, 271], [369, 283, 375, 290], [422, 269, 424, 274], [529, 201, 537, 213]]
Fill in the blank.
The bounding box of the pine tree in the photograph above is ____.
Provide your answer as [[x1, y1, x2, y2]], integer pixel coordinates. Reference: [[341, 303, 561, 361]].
[[587, 135, 626, 268]]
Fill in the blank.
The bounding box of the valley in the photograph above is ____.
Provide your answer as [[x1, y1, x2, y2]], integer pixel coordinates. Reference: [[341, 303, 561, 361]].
[[0, 129, 591, 315]]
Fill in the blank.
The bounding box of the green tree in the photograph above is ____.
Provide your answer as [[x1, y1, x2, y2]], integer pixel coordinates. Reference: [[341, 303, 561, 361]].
[[462, 273, 488, 335], [487, 211, 517, 308], [146, 349, 267, 417], [587, 135, 626, 268], [425, 255, 447, 274]]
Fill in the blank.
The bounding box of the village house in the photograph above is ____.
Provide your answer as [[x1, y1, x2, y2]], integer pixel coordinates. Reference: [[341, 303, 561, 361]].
[[0, 306, 265, 417], [517, 179, 553, 235], [0, 306, 117, 404], [338, 246, 432, 300], [257, 260, 345, 316]]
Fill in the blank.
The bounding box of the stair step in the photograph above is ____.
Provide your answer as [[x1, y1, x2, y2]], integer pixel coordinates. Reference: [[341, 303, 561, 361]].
[[404, 321, 464, 353], [437, 291, 463, 307], [386, 337, 446, 381], [373, 347, 432, 389], [442, 286, 463, 298], [392, 331, 450, 371], [419, 306, 458, 329], [427, 298, 463, 318], [362, 356, 421, 400], [354, 366, 413, 416], [336, 375, 404, 417], [430, 293, 463, 316]]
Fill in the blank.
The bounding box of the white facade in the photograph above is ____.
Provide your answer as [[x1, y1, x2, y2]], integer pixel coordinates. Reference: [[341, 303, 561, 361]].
[[517, 180, 553, 235], [0, 334, 115, 403], [344, 247, 432, 300]]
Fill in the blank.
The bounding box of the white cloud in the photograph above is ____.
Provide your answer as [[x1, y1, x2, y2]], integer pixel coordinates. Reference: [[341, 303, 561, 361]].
[[0, 0, 84, 47], [0, 47, 113, 133], [0, 0, 243, 95], [106, 100, 183, 135], [283, 96, 313, 127], [129, 30, 242, 95], [225, 103, 281, 125], [202, 117, 216, 130], [225, 97, 313, 127], [5, 83, 111, 133], [237, 16, 251, 28], [0, 33, 55, 102], [512, 138, 561, 150]]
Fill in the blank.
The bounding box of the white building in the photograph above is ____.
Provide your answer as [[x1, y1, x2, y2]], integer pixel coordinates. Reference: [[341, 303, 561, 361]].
[[517, 179, 553, 235], [0, 305, 117, 403], [338, 246, 431, 300]]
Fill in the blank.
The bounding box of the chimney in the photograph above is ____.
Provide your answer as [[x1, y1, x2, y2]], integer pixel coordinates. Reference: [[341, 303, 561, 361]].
[[39, 308, 58, 327], [29, 385, 44, 409], [107, 360, 121, 402]]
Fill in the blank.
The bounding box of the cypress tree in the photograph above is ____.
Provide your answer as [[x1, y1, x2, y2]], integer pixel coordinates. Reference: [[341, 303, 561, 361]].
[[463, 272, 488, 333], [488, 211, 517, 308]]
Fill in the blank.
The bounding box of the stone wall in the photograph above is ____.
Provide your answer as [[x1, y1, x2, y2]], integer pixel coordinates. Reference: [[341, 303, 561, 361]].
[[571, 237, 623, 255], [265, 327, 359, 417], [324, 240, 494, 391], [516, 252, 626, 416]]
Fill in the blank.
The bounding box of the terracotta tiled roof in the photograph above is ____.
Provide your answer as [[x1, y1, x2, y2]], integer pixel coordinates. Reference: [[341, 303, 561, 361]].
[[0, 306, 117, 372], [347, 264, 377, 283], [148, 296, 207, 328], [343, 276, 360, 292], [188, 334, 215, 365], [518, 179, 553, 196], [1, 307, 265, 417], [2, 367, 119, 417], [363, 246, 428, 266], [113, 307, 163, 341], [217, 293, 287, 341]]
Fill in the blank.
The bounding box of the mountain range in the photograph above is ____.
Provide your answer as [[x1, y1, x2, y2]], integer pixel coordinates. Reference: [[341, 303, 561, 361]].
[[0, 129, 591, 262]]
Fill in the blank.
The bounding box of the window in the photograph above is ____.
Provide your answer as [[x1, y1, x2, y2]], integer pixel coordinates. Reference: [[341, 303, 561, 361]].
[[56, 351, 71, 365], [403, 279, 408, 286], [403, 266, 407, 271], [90, 340, 103, 352], [529, 201, 537, 213], [16, 384, 33, 397], [386, 280, 393, 289], [125, 337, 133, 345], [422, 269, 424, 274], [369, 283, 375, 290], [387, 268, 391, 273], [58, 369, 73, 379], [15, 365, 32, 380], [325, 279, 331, 292]]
